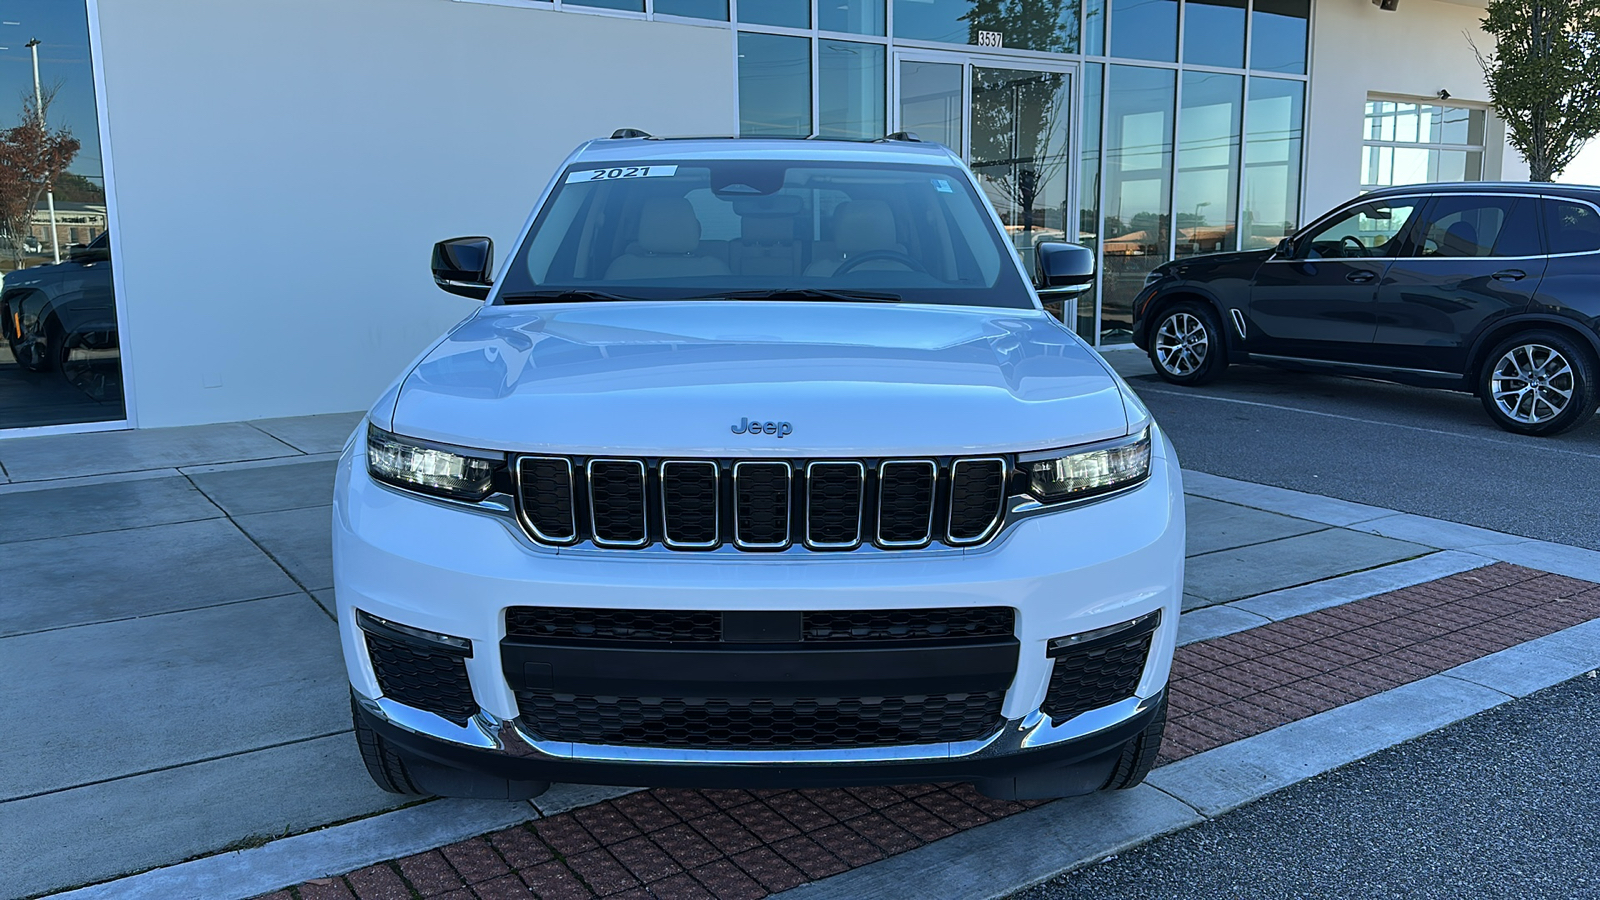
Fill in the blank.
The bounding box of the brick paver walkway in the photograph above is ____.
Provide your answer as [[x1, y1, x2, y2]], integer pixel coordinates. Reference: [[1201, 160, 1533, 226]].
[[259, 563, 1600, 900]]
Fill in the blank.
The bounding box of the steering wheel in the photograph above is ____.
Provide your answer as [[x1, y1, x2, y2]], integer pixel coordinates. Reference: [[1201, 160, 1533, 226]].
[[1340, 235, 1369, 257], [834, 249, 928, 276]]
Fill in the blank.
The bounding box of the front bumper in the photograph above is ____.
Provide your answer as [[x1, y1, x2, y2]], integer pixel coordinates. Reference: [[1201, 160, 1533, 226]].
[[332, 426, 1185, 794]]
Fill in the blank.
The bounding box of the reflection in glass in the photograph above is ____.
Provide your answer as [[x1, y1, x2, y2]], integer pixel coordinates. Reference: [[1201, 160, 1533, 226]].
[[819, 0, 884, 35], [898, 60, 963, 151], [970, 66, 1074, 283], [738, 0, 810, 28], [1074, 63, 1103, 340], [1085, 0, 1106, 55], [1250, 0, 1309, 74], [738, 33, 812, 137], [1101, 65, 1174, 343], [1174, 72, 1241, 258], [819, 41, 885, 140], [893, 0, 1079, 54], [1241, 77, 1304, 249], [1363, 146, 1484, 188], [0, 0, 123, 430], [566, 0, 645, 10], [1110, 0, 1177, 62], [654, 0, 729, 19], [1183, 0, 1245, 68]]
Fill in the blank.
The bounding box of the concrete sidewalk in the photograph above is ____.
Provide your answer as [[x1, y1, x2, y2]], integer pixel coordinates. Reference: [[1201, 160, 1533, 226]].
[[0, 415, 1514, 898]]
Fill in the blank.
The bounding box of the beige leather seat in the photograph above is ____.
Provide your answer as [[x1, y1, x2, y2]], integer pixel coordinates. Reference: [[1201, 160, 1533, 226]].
[[731, 216, 802, 277], [804, 200, 907, 277], [604, 197, 731, 280]]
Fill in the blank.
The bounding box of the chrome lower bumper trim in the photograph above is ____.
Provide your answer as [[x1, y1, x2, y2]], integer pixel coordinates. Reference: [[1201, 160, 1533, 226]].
[[356, 692, 1161, 766]]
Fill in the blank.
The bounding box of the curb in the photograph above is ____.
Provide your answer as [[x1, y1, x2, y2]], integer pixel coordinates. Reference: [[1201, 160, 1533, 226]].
[[772, 617, 1600, 900]]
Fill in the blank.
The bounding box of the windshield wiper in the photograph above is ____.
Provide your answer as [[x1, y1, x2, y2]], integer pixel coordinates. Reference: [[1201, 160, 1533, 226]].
[[499, 289, 648, 304], [702, 289, 904, 303]]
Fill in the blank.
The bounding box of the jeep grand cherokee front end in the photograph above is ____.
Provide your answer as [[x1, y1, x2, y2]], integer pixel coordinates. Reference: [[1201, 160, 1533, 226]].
[[333, 133, 1184, 801]]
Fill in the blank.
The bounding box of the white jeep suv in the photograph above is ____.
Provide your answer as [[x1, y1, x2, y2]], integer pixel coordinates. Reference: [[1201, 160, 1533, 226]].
[[333, 132, 1184, 801]]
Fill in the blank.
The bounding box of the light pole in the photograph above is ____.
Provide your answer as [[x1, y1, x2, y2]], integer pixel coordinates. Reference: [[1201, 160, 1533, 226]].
[[26, 38, 59, 264]]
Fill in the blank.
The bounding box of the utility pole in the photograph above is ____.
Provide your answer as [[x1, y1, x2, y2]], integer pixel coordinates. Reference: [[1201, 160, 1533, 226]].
[[26, 38, 58, 263]]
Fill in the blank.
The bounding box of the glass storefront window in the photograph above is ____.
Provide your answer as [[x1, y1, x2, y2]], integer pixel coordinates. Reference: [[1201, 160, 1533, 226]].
[[1109, 0, 1177, 62], [654, 0, 729, 19], [1241, 77, 1304, 249], [818, 41, 885, 140], [1085, 0, 1106, 55], [1183, 0, 1245, 69], [1102, 64, 1174, 344], [893, 0, 1080, 54], [1174, 72, 1242, 258], [818, 0, 884, 35], [1250, 0, 1309, 75], [567, 0, 645, 11], [738, 33, 812, 136], [740, 0, 811, 29], [1, 1, 123, 430], [970, 65, 1074, 280], [1074, 63, 1103, 341], [897, 60, 963, 150]]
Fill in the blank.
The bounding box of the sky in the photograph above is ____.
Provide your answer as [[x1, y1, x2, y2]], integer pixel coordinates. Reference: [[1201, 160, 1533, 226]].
[[1559, 140, 1600, 187], [0, 0, 102, 183]]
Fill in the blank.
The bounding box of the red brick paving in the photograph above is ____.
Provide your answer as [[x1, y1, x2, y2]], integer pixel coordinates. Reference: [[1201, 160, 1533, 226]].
[[263, 563, 1597, 900]]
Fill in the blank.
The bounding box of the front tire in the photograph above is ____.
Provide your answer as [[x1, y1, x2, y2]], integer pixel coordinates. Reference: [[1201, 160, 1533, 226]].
[[352, 696, 425, 795], [1147, 302, 1226, 386], [1478, 330, 1597, 436], [1101, 694, 1167, 791]]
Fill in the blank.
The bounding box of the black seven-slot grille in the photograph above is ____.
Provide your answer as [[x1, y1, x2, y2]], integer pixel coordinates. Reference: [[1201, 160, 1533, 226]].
[[515, 455, 1007, 551], [502, 608, 1018, 750]]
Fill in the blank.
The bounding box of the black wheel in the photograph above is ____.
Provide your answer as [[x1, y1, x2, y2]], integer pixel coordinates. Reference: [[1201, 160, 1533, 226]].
[[1147, 301, 1226, 386], [352, 696, 426, 795], [55, 328, 123, 402], [1101, 693, 1167, 791], [1478, 330, 1597, 436]]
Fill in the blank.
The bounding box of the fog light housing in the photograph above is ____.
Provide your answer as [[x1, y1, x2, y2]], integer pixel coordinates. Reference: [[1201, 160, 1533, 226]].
[[1047, 609, 1162, 658], [356, 609, 473, 656]]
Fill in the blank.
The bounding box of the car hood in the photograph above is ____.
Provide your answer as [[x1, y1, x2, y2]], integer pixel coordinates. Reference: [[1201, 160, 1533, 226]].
[[1169, 248, 1274, 276], [389, 301, 1133, 455]]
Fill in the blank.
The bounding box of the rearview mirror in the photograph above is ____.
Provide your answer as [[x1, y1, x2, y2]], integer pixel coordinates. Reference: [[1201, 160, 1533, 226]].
[[1034, 241, 1095, 294], [432, 236, 494, 300]]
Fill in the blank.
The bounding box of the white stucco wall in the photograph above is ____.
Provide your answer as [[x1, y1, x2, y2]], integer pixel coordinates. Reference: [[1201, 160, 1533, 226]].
[[1306, 0, 1530, 217], [95, 0, 737, 428]]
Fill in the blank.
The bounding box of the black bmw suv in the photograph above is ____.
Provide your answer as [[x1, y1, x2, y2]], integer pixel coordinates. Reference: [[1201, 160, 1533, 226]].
[[1132, 183, 1600, 436]]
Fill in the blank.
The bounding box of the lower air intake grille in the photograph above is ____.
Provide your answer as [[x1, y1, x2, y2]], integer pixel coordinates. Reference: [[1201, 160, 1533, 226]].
[[514, 689, 1005, 749], [504, 607, 1014, 645], [365, 634, 477, 725], [505, 607, 723, 643], [802, 608, 1015, 642], [1041, 627, 1153, 723]]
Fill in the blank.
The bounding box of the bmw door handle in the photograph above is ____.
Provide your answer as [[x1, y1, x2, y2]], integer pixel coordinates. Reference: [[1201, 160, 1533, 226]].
[[1492, 269, 1527, 282], [1346, 271, 1376, 284]]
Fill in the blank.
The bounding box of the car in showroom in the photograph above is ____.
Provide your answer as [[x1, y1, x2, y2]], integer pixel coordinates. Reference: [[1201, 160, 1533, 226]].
[[0, 231, 121, 402], [333, 132, 1185, 802], [1132, 183, 1600, 436]]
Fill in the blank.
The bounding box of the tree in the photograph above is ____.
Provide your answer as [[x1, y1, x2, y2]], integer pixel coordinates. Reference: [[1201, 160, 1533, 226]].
[[1473, 0, 1600, 181], [0, 88, 80, 266]]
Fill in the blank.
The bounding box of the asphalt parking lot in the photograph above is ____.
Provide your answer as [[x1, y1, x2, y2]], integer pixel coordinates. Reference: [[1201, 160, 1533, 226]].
[[1102, 349, 1600, 551]]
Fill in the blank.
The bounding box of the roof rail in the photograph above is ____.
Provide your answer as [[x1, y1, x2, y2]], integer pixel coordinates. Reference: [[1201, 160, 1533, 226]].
[[609, 128, 652, 139], [880, 131, 923, 143]]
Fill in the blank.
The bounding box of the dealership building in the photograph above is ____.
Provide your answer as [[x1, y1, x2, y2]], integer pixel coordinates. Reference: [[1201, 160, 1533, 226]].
[[0, 0, 1549, 436]]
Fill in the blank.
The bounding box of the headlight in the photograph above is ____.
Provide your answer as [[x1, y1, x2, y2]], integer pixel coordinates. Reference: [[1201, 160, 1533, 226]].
[[1020, 429, 1151, 504], [1143, 269, 1166, 286], [366, 424, 501, 500]]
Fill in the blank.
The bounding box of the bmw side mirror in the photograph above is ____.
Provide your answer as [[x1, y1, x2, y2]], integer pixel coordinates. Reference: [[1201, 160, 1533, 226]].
[[432, 236, 494, 300], [1274, 237, 1295, 259], [1034, 241, 1095, 295]]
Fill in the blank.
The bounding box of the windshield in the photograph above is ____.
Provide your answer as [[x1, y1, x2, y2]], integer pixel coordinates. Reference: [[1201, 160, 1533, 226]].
[[499, 158, 1033, 308]]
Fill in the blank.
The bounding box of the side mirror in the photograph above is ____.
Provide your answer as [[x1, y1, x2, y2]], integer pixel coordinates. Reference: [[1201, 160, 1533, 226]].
[[432, 236, 494, 300], [1274, 237, 1295, 259], [1034, 241, 1095, 294]]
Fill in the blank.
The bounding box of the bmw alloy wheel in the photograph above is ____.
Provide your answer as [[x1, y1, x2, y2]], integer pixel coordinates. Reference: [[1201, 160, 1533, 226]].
[[1154, 312, 1209, 378], [1490, 342, 1574, 425]]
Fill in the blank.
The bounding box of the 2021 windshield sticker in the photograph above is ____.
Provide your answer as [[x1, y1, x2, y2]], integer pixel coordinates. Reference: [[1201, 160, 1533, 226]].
[[566, 165, 679, 183]]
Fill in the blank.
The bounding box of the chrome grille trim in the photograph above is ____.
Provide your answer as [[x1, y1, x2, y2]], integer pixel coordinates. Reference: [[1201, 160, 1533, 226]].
[[875, 459, 937, 549], [732, 460, 792, 550], [585, 458, 649, 548], [660, 460, 721, 550], [947, 457, 1009, 545], [514, 456, 579, 546], [804, 460, 865, 550]]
